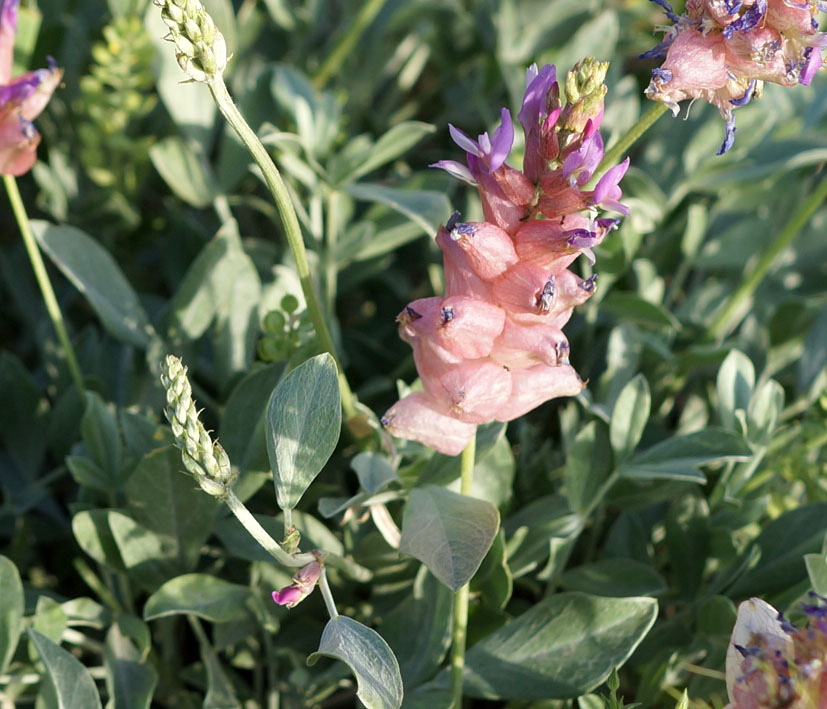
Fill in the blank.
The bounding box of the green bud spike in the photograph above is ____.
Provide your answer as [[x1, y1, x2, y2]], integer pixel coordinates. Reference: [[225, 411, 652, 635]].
[[154, 0, 227, 82]]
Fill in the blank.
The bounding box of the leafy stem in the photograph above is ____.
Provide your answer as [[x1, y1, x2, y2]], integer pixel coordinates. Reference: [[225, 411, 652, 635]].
[[450, 435, 477, 708], [4, 174, 84, 391]]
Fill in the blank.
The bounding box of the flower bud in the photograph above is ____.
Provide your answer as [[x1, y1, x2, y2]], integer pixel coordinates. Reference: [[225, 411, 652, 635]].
[[271, 561, 322, 609]]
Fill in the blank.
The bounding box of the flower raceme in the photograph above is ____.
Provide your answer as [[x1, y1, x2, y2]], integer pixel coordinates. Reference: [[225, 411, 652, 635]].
[[381, 59, 630, 456], [0, 0, 62, 175], [725, 595, 827, 707], [643, 0, 827, 154]]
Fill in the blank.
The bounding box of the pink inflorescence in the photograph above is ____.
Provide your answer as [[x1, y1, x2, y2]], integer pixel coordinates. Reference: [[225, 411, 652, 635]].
[[381, 59, 630, 457], [0, 0, 62, 176], [643, 0, 827, 154], [725, 594, 827, 708]]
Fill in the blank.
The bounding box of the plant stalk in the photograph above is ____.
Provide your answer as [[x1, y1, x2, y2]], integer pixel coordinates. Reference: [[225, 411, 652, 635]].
[[450, 435, 476, 709], [4, 175, 84, 391], [706, 171, 827, 339], [206, 75, 358, 423], [318, 567, 339, 620]]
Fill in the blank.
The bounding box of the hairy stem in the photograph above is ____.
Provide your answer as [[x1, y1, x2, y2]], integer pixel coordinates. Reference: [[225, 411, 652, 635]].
[[206, 75, 358, 423], [707, 171, 827, 339], [450, 435, 476, 709], [4, 175, 84, 391]]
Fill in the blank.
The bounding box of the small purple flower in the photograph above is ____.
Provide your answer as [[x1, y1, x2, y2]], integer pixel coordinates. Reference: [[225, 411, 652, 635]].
[[270, 560, 322, 609], [592, 157, 631, 214], [562, 127, 604, 187], [518, 63, 558, 182]]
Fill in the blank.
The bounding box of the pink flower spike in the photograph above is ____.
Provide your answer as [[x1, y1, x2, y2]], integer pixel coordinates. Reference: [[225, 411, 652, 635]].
[[494, 363, 584, 422], [0, 0, 19, 85], [381, 392, 477, 456]]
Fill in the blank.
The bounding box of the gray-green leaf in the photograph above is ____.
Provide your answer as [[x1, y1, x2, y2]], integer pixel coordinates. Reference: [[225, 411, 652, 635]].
[[143, 574, 250, 622], [399, 485, 500, 592], [27, 628, 103, 709], [0, 556, 23, 673], [266, 353, 341, 510], [610, 374, 650, 463], [308, 615, 403, 709]]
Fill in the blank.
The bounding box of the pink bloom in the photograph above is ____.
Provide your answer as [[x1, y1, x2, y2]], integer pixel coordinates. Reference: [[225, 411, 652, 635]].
[[643, 0, 826, 153], [0, 0, 62, 176], [271, 561, 322, 609]]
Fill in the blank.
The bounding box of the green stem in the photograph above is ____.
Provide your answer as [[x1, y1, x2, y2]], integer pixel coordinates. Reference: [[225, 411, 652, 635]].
[[450, 435, 476, 709], [312, 0, 388, 89], [706, 171, 827, 340], [206, 75, 358, 423], [318, 567, 339, 619], [589, 102, 668, 186], [4, 175, 84, 392]]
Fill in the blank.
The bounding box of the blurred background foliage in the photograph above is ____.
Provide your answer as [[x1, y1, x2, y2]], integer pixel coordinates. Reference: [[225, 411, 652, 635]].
[[1, 0, 826, 706]]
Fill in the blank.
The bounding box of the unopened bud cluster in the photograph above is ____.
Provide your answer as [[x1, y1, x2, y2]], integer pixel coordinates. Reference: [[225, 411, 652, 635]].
[[154, 0, 226, 81], [161, 355, 235, 497]]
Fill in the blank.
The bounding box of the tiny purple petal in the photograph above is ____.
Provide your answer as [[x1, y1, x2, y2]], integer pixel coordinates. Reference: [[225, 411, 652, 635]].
[[487, 107, 514, 173], [518, 63, 556, 131], [601, 199, 630, 216], [639, 38, 673, 60], [730, 79, 757, 106], [272, 586, 303, 607], [1, 0, 19, 33], [722, 0, 767, 39], [430, 159, 477, 185], [800, 48, 823, 86], [649, 0, 680, 23], [0, 73, 40, 107], [593, 157, 630, 205], [716, 115, 737, 155], [448, 124, 480, 156]]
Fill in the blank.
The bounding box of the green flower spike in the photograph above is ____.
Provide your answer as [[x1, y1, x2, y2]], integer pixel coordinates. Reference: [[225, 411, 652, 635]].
[[160, 355, 235, 497], [154, 0, 227, 82]]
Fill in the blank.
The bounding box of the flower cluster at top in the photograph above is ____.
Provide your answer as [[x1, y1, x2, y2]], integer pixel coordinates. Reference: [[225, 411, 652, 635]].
[[643, 0, 827, 154], [725, 594, 827, 707], [0, 0, 62, 175], [381, 59, 630, 457]]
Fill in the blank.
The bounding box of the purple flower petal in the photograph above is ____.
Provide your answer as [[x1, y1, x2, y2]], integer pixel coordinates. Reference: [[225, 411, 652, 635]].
[[487, 107, 514, 173], [649, 0, 680, 23], [1, 0, 19, 33], [448, 124, 480, 156], [800, 48, 823, 86], [272, 586, 303, 607], [593, 157, 630, 205], [730, 79, 757, 106], [430, 159, 477, 185], [517, 64, 556, 132], [716, 115, 736, 155]]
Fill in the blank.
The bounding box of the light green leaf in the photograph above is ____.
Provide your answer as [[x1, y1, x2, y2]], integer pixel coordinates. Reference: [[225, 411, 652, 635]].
[[399, 485, 500, 592], [72, 510, 126, 572], [32, 221, 155, 348], [143, 574, 250, 622], [266, 353, 341, 510], [347, 122, 435, 181], [618, 428, 752, 482], [564, 422, 611, 515], [600, 293, 680, 331], [463, 593, 657, 699], [27, 628, 103, 709], [717, 350, 755, 433], [806, 553, 827, 596], [345, 183, 451, 235], [308, 615, 403, 709], [107, 511, 177, 590], [559, 559, 666, 597], [149, 136, 217, 208], [103, 619, 158, 709], [610, 374, 650, 463], [0, 556, 24, 673]]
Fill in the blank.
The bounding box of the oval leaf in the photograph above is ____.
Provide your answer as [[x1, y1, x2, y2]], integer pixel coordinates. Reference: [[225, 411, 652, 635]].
[[463, 593, 658, 700], [27, 628, 103, 709], [0, 556, 23, 673], [399, 485, 500, 592], [143, 574, 250, 622], [32, 221, 155, 348], [610, 374, 650, 463], [308, 615, 402, 709], [266, 353, 341, 510]]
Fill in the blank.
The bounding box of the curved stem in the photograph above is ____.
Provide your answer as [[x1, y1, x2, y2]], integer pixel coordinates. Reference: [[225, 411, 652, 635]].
[[706, 171, 827, 340], [312, 0, 388, 89], [450, 435, 476, 709], [318, 567, 339, 620], [4, 175, 84, 391], [206, 75, 358, 423], [589, 102, 668, 186]]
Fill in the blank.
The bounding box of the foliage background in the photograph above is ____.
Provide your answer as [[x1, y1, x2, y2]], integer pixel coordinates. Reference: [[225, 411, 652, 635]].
[[1, 0, 827, 706]]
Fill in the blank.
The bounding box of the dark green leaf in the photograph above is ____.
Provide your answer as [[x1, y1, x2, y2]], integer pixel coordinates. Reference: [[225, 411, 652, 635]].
[[564, 421, 612, 515], [81, 391, 122, 484], [610, 374, 651, 463], [0, 556, 23, 673], [559, 559, 666, 597], [345, 183, 451, 235], [143, 574, 250, 622], [104, 619, 158, 709]]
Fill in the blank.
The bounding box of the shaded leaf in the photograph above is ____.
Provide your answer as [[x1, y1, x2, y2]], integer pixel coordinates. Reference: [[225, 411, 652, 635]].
[[27, 628, 103, 709], [144, 574, 249, 622], [0, 556, 24, 673]]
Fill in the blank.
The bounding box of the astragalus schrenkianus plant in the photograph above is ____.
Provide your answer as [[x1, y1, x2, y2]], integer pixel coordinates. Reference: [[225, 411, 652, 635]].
[[2, 0, 827, 707]]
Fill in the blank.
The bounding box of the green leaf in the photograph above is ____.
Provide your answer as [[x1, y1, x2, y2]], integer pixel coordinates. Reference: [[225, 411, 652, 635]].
[[345, 183, 452, 235], [66, 457, 112, 493], [193, 621, 242, 709], [798, 307, 827, 397], [806, 553, 827, 596], [81, 392, 123, 484], [559, 559, 666, 597], [32, 221, 155, 348], [0, 556, 24, 673], [665, 493, 709, 598], [125, 446, 220, 572], [351, 452, 400, 494], [72, 510, 126, 572], [143, 574, 250, 622], [618, 428, 752, 483], [103, 619, 158, 709], [220, 363, 286, 473], [266, 353, 341, 510], [399, 485, 500, 592], [107, 511, 178, 590], [347, 122, 435, 181], [27, 628, 103, 709], [382, 570, 452, 688], [308, 615, 403, 709], [564, 421, 612, 515], [716, 350, 755, 433], [149, 136, 217, 208], [462, 593, 658, 700], [600, 293, 680, 331], [471, 529, 513, 610], [610, 374, 651, 463]]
